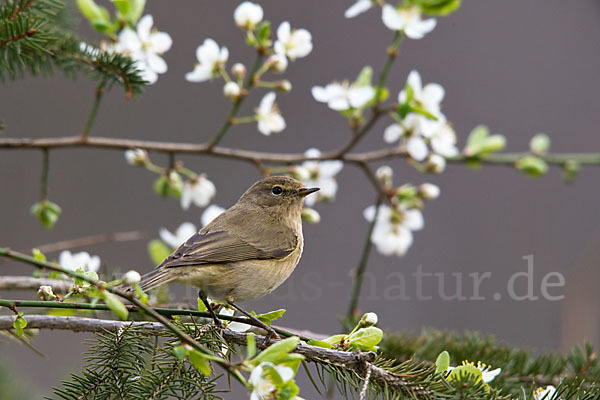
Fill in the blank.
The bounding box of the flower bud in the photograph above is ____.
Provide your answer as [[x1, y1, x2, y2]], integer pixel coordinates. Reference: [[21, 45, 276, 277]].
[[125, 148, 148, 166], [37, 285, 56, 301], [426, 154, 446, 174], [530, 133, 551, 155], [123, 270, 141, 285], [275, 80, 292, 93], [234, 1, 263, 30], [360, 312, 378, 327], [267, 52, 288, 73], [223, 81, 241, 100], [231, 63, 246, 80], [301, 208, 321, 224], [375, 165, 393, 186], [418, 183, 440, 200]]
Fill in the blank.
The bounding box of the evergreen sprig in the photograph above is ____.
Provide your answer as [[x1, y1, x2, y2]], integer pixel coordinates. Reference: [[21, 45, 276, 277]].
[[0, 0, 146, 96]]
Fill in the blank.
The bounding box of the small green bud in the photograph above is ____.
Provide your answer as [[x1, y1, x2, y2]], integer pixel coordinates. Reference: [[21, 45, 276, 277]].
[[301, 208, 320, 224], [515, 155, 548, 177], [563, 160, 580, 183]]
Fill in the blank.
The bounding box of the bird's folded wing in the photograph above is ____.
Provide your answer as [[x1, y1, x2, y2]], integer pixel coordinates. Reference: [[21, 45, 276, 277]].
[[160, 228, 297, 269]]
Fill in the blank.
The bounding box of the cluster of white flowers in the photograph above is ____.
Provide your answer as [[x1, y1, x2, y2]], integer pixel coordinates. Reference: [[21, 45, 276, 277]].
[[249, 362, 295, 400], [345, 1, 437, 40], [185, 2, 311, 137], [311, 81, 375, 111], [384, 70, 458, 169], [58, 250, 101, 272], [295, 148, 344, 207], [113, 15, 173, 84], [364, 203, 423, 257], [159, 205, 225, 248]]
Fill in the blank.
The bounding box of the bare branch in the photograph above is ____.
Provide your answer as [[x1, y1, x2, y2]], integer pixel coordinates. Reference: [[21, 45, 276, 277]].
[[0, 276, 72, 292]]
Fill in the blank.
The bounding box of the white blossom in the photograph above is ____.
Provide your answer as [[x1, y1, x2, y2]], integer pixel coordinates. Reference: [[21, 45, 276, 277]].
[[114, 15, 172, 84], [534, 386, 557, 400], [218, 307, 251, 332], [181, 176, 216, 210], [361, 312, 378, 326], [381, 4, 436, 39], [384, 70, 457, 162], [418, 183, 440, 200], [266, 51, 288, 73], [231, 62, 246, 79], [399, 70, 445, 121], [124, 148, 148, 166], [58, 250, 101, 273], [345, 0, 373, 18], [249, 362, 294, 400], [299, 148, 344, 206], [447, 361, 501, 383], [185, 39, 229, 83], [123, 270, 141, 285], [202, 204, 225, 226], [159, 222, 197, 248], [311, 81, 375, 110], [427, 154, 446, 173], [234, 1, 263, 30], [274, 21, 313, 60], [37, 285, 56, 300], [223, 81, 241, 99], [364, 204, 424, 257], [256, 92, 286, 135]]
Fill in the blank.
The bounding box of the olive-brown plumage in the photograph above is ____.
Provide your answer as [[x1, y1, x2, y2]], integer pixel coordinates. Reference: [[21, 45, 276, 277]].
[[138, 176, 319, 303]]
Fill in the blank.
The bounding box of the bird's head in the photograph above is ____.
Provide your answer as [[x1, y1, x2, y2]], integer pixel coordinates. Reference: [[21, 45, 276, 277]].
[[239, 176, 319, 214]]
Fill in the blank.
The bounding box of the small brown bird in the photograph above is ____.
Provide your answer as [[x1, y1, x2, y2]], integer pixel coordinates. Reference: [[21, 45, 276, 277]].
[[137, 176, 319, 335]]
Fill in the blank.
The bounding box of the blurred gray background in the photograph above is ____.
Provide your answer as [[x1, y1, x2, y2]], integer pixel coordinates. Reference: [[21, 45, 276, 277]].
[[1, 0, 600, 397]]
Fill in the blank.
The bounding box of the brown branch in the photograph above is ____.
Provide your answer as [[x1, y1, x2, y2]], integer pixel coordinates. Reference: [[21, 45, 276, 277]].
[[0, 276, 72, 292], [0, 230, 145, 264], [0, 314, 426, 395], [0, 28, 37, 48]]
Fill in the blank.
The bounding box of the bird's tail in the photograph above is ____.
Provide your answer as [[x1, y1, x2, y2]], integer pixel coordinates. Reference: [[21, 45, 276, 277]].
[[138, 268, 176, 292]]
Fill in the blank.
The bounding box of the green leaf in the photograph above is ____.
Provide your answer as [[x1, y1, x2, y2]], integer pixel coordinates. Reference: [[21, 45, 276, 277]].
[[188, 350, 212, 376], [31, 200, 62, 229], [355, 66, 373, 87], [277, 380, 300, 400], [347, 327, 383, 351], [321, 334, 345, 347], [418, 0, 461, 16], [530, 133, 551, 155], [32, 248, 46, 262], [134, 284, 148, 305], [197, 297, 207, 311], [173, 345, 187, 360], [112, 0, 129, 15], [256, 21, 271, 45], [148, 239, 172, 265], [409, 104, 439, 121], [253, 336, 299, 364], [77, 0, 113, 33], [515, 155, 548, 177], [247, 333, 257, 359], [13, 313, 27, 338], [102, 292, 128, 320], [464, 125, 506, 157], [127, 0, 146, 24], [307, 339, 334, 349], [254, 309, 286, 326], [279, 353, 305, 374], [435, 350, 450, 373]]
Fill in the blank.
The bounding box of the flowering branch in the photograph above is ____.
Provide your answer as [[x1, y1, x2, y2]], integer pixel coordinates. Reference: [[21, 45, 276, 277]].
[[0, 247, 242, 382], [0, 314, 431, 397]]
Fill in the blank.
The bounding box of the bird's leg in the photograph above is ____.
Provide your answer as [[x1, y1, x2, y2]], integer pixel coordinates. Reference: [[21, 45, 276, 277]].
[[199, 290, 222, 328], [227, 301, 280, 341]]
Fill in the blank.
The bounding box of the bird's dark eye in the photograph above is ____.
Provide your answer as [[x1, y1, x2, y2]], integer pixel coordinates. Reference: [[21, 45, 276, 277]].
[[272, 186, 283, 195]]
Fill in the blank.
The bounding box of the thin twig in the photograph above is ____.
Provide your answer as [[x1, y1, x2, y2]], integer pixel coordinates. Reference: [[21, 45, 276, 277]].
[[81, 80, 107, 140], [208, 53, 264, 148]]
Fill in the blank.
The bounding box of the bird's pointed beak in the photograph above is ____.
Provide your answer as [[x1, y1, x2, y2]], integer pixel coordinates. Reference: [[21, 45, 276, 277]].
[[297, 187, 320, 197]]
